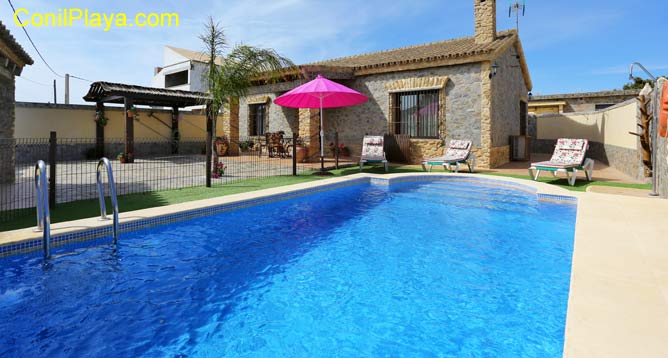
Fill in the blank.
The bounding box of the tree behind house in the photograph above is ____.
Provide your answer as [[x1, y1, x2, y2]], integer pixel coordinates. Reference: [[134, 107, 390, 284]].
[[624, 76, 665, 90]]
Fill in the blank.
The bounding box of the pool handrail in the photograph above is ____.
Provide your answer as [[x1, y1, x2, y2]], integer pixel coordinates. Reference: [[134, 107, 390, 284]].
[[96, 158, 119, 244], [34, 160, 51, 258]]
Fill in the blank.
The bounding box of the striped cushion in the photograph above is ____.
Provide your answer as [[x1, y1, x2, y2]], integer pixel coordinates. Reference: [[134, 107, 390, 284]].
[[361, 136, 385, 160]]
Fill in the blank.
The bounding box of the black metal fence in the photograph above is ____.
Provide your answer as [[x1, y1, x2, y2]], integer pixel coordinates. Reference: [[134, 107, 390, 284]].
[[0, 132, 339, 226]]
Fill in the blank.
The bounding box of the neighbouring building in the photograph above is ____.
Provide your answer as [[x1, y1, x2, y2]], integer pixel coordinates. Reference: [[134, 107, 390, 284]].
[[157, 0, 532, 169], [0, 21, 33, 184], [528, 89, 640, 114], [151, 46, 221, 92]]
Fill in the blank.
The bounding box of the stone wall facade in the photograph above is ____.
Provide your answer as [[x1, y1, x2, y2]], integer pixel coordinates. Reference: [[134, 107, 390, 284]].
[[325, 65, 483, 163], [490, 47, 529, 167], [490, 145, 510, 168], [238, 93, 299, 140], [299, 108, 320, 159], [0, 67, 16, 184], [474, 0, 496, 44], [237, 65, 486, 164]]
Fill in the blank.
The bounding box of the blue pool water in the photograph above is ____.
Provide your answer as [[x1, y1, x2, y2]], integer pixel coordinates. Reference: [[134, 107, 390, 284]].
[[0, 180, 576, 357]]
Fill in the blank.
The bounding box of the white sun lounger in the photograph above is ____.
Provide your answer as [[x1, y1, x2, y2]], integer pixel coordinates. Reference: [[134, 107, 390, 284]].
[[421, 140, 476, 173], [528, 138, 595, 186], [359, 135, 389, 172]]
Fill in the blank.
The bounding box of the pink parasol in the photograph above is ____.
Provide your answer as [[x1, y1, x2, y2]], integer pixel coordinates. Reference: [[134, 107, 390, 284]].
[[274, 75, 368, 172]]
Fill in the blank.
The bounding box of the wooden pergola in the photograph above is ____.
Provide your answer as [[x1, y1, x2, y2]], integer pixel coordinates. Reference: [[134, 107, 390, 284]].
[[83, 81, 217, 186]]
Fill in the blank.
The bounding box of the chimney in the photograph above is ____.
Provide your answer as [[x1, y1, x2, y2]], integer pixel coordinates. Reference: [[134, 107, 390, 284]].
[[474, 0, 496, 44]]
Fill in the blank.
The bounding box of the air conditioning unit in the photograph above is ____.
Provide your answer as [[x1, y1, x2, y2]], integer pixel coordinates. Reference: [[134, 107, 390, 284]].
[[510, 135, 531, 161]]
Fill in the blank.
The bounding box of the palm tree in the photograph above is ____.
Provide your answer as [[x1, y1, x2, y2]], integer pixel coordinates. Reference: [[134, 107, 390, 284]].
[[199, 17, 294, 163]]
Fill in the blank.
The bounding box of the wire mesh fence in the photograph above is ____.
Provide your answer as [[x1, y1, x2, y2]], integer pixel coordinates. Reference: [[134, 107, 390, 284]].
[[0, 133, 349, 227], [0, 138, 50, 225]]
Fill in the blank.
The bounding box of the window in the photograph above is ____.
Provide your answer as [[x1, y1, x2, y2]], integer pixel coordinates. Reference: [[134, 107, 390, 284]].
[[249, 103, 267, 136], [394, 90, 439, 138], [165, 70, 189, 88]]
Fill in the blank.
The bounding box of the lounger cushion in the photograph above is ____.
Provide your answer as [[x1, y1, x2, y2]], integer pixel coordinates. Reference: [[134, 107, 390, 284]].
[[364, 136, 383, 146], [530, 161, 579, 169], [556, 138, 587, 151], [361, 136, 386, 160], [424, 140, 472, 163], [449, 140, 471, 150]]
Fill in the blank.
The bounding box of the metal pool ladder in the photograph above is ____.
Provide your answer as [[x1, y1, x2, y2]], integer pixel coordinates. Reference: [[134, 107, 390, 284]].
[[96, 158, 119, 244], [34, 160, 51, 258]]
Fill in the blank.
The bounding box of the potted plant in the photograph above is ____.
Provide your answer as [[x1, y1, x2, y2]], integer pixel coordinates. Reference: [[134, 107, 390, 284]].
[[117, 152, 134, 164], [215, 136, 229, 156], [328, 142, 350, 157], [328, 142, 337, 157], [295, 136, 307, 163], [340, 144, 351, 157], [239, 140, 253, 152], [212, 161, 227, 178], [127, 106, 140, 121], [94, 111, 108, 127]]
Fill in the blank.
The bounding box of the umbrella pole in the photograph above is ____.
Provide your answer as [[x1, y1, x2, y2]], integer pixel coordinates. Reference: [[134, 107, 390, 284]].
[[320, 97, 325, 172], [312, 96, 332, 176]]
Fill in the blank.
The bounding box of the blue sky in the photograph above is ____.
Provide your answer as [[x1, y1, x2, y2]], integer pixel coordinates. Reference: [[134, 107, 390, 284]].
[[2, 0, 667, 104]]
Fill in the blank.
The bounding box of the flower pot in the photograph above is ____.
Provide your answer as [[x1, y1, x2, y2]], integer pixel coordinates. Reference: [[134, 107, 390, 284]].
[[296, 145, 307, 163], [341, 148, 351, 157], [216, 143, 228, 156]]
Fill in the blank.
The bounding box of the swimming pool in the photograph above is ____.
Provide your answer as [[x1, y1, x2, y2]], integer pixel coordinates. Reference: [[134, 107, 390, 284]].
[[0, 178, 576, 357]]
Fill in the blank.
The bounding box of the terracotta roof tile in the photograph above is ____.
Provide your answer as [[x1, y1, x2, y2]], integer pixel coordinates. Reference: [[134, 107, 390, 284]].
[[0, 21, 33, 65], [307, 30, 516, 70]]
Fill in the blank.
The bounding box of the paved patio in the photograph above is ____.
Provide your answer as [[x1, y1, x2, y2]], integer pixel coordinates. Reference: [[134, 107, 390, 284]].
[[484, 153, 644, 184]]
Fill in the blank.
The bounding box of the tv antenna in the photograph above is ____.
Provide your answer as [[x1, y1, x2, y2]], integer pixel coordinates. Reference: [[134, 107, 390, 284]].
[[509, 1, 526, 32]]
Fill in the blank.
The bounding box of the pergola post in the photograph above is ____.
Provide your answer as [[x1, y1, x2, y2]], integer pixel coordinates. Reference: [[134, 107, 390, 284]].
[[124, 97, 134, 161], [205, 103, 213, 187], [171, 106, 179, 154], [95, 101, 105, 158]]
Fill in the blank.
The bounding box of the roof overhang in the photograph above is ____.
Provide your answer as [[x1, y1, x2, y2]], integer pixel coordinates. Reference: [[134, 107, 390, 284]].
[[0, 22, 33, 66], [83, 81, 211, 107]]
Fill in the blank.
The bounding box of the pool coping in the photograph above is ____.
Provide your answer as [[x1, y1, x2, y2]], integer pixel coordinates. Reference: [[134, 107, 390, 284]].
[[1, 173, 667, 357]]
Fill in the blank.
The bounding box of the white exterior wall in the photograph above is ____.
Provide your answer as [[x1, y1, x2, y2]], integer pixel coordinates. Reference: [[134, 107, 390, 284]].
[[150, 47, 208, 92]]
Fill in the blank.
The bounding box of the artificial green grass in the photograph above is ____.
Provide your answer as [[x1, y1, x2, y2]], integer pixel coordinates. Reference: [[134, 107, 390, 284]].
[[1, 164, 651, 232], [0, 175, 327, 232]]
